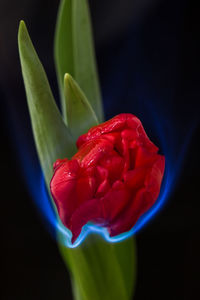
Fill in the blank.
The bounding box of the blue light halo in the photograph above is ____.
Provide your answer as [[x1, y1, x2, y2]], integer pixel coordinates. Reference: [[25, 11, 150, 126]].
[[40, 158, 172, 248]]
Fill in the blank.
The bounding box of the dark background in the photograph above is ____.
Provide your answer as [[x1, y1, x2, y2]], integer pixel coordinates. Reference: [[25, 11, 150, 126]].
[[0, 0, 199, 299]]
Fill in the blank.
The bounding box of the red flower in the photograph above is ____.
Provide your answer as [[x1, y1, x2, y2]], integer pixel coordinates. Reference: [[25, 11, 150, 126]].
[[50, 114, 165, 243]]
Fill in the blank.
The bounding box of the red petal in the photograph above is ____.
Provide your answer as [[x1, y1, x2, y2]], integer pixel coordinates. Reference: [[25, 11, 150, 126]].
[[135, 124, 158, 153], [124, 167, 147, 190], [76, 114, 126, 147], [99, 150, 124, 183], [76, 114, 141, 147], [144, 155, 165, 199], [53, 158, 68, 170], [134, 147, 158, 168], [95, 166, 109, 184], [50, 159, 97, 227], [95, 179, 110, 198], [101, 180, 131, 222], [74, 139, 113, 168], [76, 176, 96, 206], [108, 188, 151, 236], [50, 160, 80, 227], [108, 155, 165, 236], [51, 113, 165, 242], [69, 199, 103, 243], [121, 137, 130, 174]]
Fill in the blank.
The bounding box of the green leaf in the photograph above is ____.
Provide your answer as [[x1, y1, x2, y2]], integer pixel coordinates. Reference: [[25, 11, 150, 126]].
[[54, 0, 104, 122], [54, 0, 73, 108], [64, 73, 99, 141], [18, 20, 76, 185], [58, 233, 137, 300], [72, 0, 103, 122], [19, 9, 136, 300]]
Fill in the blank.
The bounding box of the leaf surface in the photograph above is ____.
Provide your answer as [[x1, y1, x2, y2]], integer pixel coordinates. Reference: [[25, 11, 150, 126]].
[[18, 20, 76, 186], [64, 73, 98, 141], [54, 0, 104, 122]]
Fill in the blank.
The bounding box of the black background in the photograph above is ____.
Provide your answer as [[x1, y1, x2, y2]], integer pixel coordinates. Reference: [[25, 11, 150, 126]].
[[0, 0, 199, 299]]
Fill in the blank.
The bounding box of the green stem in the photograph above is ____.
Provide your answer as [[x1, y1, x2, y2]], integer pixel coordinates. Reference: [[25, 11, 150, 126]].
[[58, 233, 137, 300]]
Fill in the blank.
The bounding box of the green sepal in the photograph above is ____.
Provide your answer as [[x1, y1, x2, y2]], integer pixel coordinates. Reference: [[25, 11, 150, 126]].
[[64, 73, 99, 141], [54, 0, 104, 122], [18, 20, 76, 186]]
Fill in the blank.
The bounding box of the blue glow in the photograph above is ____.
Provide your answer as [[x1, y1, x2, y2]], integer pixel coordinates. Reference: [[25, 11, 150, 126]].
[[37, 132, 185, 248], [11, 8, 198, 248], [16, 102, 195, 248], [17, 105, 195, 248]]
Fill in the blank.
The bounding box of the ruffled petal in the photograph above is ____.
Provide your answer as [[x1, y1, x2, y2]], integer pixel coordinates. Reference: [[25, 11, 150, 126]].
[[50, 159, 80, 226], [95, 179, 110, 198], [77, 114, 142, 147], [134, 147, 158, 168], [101, 180, 131, 222], [108, 155, 165, 237], [53, 158, 69, 170], [99, 150, 124, 183], [108, 188, 151, 237], [50, 159, 97, 227], [74, 138, 113, 168], [69, 199, 104, 243], [124, 167, 147, 190], [50, 114, 165, 243], [144, 155, 165, 199]]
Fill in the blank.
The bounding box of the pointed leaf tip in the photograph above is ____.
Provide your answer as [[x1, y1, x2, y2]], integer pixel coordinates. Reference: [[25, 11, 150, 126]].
[[64, 72, 72, 82], [18, 20, 76, 186], [54, 0, 104, 122], [18, 20, 25, 41], [19, 20, 25, 28], [19, 20, 25, 29], [64, 73, 99, 141], [18, 20, 29, 42]]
